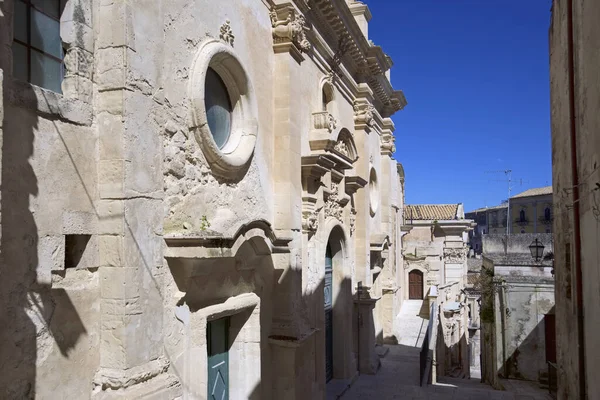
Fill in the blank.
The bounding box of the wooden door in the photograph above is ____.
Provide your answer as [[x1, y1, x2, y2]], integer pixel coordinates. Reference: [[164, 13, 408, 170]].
[[324, 244, 333, 382], [409, 270, 423, 299], [207, 317, 229, 400]]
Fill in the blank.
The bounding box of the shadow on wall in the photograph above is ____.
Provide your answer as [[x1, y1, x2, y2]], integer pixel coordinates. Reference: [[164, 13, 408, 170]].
[[499, 306, 555, 383], [0, 68, 86, 396]]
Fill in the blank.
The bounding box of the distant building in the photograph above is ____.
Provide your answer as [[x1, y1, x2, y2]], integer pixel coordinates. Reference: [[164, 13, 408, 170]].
[[509, 186, 553, 234], [465, 204, 508, 254], [403, 204, 475, 297]]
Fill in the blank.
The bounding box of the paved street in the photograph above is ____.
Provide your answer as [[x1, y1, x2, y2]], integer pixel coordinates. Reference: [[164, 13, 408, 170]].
[[339, 301, 553, 400]]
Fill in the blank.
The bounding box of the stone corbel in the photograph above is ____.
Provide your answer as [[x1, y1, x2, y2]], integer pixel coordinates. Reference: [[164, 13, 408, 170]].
[[270, 4, 311, 62], [380, 131, 395, 156], [353, 99, 375, 129]]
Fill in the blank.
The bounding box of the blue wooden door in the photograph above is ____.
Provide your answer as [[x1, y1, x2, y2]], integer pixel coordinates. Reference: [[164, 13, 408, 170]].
[[207, 317, 229, 400], [325, 244, 334, 382]]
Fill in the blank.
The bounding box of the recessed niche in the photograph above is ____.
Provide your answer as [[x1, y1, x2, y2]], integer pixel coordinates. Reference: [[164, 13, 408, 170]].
[[65, 234, 91, 269]]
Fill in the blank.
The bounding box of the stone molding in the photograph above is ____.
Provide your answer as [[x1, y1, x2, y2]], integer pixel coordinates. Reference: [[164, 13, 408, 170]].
[[188, 39, 258, 180], [93, 357, 170, 391]]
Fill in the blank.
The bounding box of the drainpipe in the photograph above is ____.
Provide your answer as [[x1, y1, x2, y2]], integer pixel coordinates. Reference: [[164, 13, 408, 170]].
[[566, 0, 586, 397]]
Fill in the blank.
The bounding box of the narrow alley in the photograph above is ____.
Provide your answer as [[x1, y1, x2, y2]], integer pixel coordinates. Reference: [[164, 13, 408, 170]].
[[338, 300, 553, 400]]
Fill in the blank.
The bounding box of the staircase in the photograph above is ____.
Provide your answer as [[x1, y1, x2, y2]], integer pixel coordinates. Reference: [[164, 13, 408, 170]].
[[394, 300, 428, 348]]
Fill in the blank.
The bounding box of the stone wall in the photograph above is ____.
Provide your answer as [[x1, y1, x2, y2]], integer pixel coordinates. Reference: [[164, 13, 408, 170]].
[[550, 0, 600, 398], [0, 0, 408, 399]]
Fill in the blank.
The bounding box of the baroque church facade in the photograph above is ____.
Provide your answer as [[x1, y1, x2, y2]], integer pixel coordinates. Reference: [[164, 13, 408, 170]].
[[0, 0, 408, 399]]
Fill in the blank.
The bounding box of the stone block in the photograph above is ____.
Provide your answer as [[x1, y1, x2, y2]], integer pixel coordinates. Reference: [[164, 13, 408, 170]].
[[97, 200, 125, 235], [100, 267, 140, 299], [98, 160, 125, 199], [98, 112, 125, 161], [96, 47, 127, 91], [38, 235, 66, 274], [98, 235, 123, 268], [97, 90, 125, 115]]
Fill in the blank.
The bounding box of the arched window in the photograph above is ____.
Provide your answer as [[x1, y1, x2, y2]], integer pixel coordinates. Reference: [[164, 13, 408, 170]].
[[544, 207, 551, 221], [519, 209, 526, 222]]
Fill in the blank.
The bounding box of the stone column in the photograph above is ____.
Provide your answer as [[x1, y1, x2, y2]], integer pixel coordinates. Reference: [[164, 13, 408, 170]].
[[93, 2, 175, 397]]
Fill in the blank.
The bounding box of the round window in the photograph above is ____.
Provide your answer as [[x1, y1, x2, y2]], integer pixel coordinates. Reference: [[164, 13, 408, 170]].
[[205, 68, 232, 149], [189, 39, 258, 180]]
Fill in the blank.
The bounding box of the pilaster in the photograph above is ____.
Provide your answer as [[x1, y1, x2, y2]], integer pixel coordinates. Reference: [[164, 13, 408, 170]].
[[352, 84, 375, 286], [93, 1, 171, 396]]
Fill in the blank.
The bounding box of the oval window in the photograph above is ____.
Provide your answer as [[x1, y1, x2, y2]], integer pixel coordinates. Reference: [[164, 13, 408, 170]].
[[204, 67, 232, 149]]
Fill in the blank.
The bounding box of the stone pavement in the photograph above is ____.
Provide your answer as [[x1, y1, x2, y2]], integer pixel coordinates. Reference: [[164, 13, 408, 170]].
[[338, 301, 553, 400], [339, 345, 553, 399]]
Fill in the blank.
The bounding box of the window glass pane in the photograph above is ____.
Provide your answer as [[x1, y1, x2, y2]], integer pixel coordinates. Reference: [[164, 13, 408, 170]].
[[30, 9, 61, 58], [14, 0, 28, 43], [31, 50, 62, 93], [12, 41, 29, 82], [32, 0, 61, 19], [205, 68, 232, 149]]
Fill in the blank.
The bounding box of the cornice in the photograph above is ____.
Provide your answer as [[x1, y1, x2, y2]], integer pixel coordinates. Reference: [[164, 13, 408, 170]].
[[308, 0, 407, 117]]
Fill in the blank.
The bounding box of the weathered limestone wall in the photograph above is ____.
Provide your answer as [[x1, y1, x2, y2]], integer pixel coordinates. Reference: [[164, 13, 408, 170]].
[[1, 0, 407, 398], [498, 282, 554, 382], [0, 52, 100, 400], [550, 0, 600, 398]]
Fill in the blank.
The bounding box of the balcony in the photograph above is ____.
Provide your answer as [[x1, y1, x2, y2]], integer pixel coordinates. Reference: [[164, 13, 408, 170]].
[[538, 215, 554, 225]]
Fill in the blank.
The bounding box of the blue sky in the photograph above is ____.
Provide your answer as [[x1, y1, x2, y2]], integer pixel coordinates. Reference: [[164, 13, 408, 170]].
[[367, 0, 553, 211]]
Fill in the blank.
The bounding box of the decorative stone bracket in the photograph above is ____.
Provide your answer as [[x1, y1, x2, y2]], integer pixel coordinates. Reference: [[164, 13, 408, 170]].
[[353, 99, 375, 128], [270, 4, 311, 61]]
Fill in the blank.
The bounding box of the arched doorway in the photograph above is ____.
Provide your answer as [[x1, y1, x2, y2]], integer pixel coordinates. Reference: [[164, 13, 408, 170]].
[[324, 243, 333, 382], [408, 270, 424, 300]]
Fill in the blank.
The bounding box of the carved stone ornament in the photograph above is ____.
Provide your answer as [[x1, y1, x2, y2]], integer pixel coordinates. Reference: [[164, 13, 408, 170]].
[[443, 247, 467, 263], [325, 182, 343, 221], [219, 20, 235, 46], [380, 133, 395, 154], [302, 208, 320, 233], [353, 100, 375, 127], [313, 111, 337, 133], [349, 207, 357, 236], [270, 8, 311, 52], [325, 70, 334, 86], [334, 139, 350, 157]]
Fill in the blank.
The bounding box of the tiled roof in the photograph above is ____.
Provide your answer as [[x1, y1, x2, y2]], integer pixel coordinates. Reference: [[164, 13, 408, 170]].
[[466, 204, 508, 214], [511, 186, 553, 199], [405, 204, 459, 221]]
